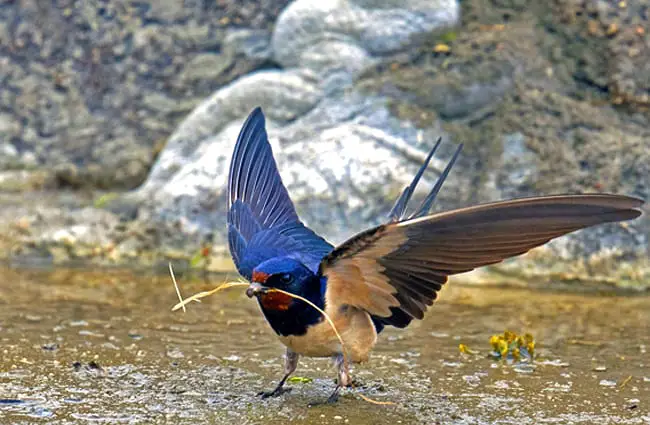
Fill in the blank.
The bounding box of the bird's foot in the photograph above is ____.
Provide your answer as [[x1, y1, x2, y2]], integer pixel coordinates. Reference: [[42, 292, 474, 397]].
[[326, 389, 340, 404], [257, 386, 292, 399], [308, 385, 341, 406]]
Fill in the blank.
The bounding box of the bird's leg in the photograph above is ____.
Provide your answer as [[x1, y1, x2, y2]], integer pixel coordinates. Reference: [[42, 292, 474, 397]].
[[335, 353, 352, 387], [258, 348, 299, 398], [325, 353, 351, 404]]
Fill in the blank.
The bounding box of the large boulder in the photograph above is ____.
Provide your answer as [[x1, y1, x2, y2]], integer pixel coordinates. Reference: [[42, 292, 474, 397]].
[[134, 0, 462, 246]]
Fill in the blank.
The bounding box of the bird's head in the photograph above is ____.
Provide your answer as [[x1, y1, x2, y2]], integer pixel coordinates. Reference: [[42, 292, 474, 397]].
[[246, 257, 314, 305]]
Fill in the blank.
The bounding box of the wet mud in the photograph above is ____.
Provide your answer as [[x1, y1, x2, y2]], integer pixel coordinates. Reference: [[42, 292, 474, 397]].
[[1, 267, 649, 424]]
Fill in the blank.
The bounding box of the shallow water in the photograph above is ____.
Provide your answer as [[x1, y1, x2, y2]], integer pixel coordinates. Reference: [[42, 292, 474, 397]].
[[0, 266, 649, 424]]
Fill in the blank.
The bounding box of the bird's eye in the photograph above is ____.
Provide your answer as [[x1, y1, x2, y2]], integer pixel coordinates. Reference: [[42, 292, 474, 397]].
[[279, 273, 293, 284]]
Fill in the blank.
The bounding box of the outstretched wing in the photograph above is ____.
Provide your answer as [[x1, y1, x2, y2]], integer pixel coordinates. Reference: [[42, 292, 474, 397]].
[[228, 107, 333, 279], [320, 141, 643, 328]]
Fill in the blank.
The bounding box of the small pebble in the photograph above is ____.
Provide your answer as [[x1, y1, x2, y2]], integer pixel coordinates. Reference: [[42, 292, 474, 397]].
[[492, 380, 510, 389], [222, 355, 240, 362], [166, 348, 184, 359], [514, 364, 536, 374], [25, 315, 42, 322], [539, 359, 570, 367]]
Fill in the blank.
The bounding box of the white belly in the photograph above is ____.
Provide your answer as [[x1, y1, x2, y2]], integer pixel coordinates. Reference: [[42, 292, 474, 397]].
[[277, 306, 378, 362]]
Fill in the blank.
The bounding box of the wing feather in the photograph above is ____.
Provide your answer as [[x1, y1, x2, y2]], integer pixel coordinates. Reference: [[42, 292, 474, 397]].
[[227, 107, 333, 279], [321, 194, 643, 327]]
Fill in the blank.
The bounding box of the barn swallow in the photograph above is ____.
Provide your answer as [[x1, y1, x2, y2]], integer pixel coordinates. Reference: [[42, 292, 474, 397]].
[[228, 107, 643, 403]]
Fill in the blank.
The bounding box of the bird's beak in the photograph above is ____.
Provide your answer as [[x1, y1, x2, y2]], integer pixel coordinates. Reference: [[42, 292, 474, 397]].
[[246, 282, 268, 298]]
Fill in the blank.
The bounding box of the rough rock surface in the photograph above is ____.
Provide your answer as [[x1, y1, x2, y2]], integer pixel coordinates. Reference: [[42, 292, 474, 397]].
[[0, 0, 288, 189], [0, 0, 648, 289], [132, 0, 461, 246]]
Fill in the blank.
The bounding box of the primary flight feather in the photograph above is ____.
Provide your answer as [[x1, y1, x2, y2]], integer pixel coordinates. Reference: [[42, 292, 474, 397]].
[[227, 107, 644, 403]]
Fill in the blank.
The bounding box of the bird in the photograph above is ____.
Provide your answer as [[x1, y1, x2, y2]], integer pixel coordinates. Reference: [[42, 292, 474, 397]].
[[227, 106, 644, 403]]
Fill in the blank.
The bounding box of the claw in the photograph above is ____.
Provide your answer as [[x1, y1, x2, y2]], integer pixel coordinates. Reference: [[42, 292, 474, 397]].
[[326, 387, 340, 404], [258, 386, 292, 399], [308, 385, 341, 406]]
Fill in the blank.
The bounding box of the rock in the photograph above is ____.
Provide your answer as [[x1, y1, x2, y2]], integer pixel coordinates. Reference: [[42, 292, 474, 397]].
[[0, 143, 19, 168], [171, 22, 213, 49], [141, 93, 185, 115], [0, 0, 290, 189], [141, 68, 326, 189], [0, 170, 50, 192], [115, 236, 142, 259], [180, 53, 233, 82], [547, 0, 650, 107], [145, 0, 190, 22], [224, 29, 272, 61], [140, 93, 457, 246], [271, 0, 459, 75], [0, 113, 21, 140], [140, 0, 459, 193], [133, 25, 175, 51]]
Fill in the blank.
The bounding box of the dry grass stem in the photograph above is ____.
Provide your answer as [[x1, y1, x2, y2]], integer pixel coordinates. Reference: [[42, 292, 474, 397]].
[[169, 262, 186, 312], [171, 280, 250, 311]]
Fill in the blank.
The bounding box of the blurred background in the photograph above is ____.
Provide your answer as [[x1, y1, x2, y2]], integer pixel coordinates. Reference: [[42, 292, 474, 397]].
[[0, 0, 648, 286]]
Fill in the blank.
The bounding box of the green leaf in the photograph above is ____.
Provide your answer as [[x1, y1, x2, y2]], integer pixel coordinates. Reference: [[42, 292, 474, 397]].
[[189, 250, 204, 268], [287, 376, 313, 384]]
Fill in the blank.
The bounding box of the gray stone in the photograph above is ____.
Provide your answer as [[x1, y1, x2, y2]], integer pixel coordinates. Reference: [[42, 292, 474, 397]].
[[133, 25, 175, 51], [271, 0, 459, 72], [0, 113, 20, 140], [0, 21, 9, 45], [139, 92, 456, 245], [141, 93, 183, 115], [141, 68, 326, 189], [129, 0, 648, 286], [0, 143, 19, 169], [172, 23, 213, 49], [224, 29, 272, 61], [145, 0, 189, 22], [132, 0, 462, 239], [141, 0, 459, 192], [180, 53, 233, 82], [0, 0, 286, 188]]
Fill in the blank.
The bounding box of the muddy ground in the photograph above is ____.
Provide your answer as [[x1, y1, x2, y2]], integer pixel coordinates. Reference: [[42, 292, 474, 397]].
[[1, 267, 649, 424]]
